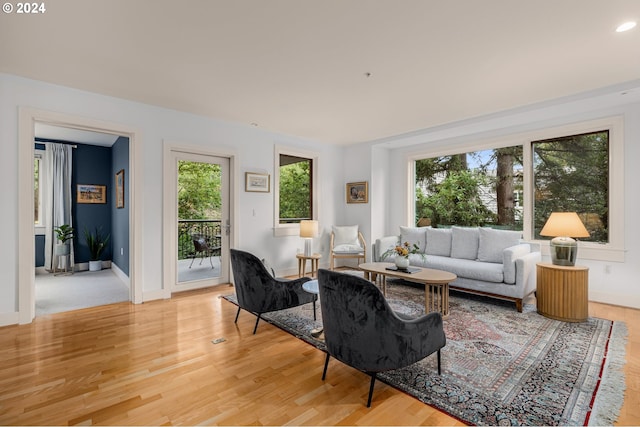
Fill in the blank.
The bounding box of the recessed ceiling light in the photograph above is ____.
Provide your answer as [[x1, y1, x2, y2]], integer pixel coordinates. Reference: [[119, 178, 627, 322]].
[[616, 21, 637, 32]]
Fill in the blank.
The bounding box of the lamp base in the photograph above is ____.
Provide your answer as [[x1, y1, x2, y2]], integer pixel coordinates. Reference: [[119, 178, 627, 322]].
[[304, 238, 312, 257], [549, 236, 578, 266]]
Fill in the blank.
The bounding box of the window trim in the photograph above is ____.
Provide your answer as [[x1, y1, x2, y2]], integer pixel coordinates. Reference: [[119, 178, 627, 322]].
[[408, 115, 624, 262], [273, 145, 319, 237]]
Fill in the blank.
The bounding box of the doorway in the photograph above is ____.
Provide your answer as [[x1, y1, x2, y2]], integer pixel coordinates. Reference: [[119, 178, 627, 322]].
[[163, 147, 232, 293], [18, 108, 141, 324]]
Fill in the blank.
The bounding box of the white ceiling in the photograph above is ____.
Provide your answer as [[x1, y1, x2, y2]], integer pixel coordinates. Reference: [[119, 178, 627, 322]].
[[1, 0, 639, 145]]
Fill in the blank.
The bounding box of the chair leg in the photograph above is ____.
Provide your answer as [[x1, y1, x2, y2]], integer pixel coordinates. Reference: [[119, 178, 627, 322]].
[[234, 306, 241, 323], [312, 297, 317, 321], [437, 349, 441, 375], [330, 254, 334, 270], [252, 314, 261, 334], [367, 374, 376, 407], [208, 254, 214, 269], [322, 353, 330, 380], [189, 255, 195, 269]]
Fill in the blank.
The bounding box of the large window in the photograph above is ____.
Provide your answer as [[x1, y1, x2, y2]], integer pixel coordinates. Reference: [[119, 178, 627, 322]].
[[532, 131, 609, 243], [274, 146, 318, 236], [411, 117, 623, 261], [415, 146, 523, 230]]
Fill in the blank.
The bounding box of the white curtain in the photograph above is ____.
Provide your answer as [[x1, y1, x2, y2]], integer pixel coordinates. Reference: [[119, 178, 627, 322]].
[[43, 143, 74, 271]]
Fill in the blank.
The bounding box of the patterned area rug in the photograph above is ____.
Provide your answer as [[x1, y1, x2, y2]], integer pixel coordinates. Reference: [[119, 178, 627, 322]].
[[223, 279, 627, 426]]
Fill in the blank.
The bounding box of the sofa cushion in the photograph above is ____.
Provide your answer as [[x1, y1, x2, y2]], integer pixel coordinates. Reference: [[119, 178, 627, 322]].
[[477, 228, 522, 263], [400, 226, 428, 253], [332, 225, 359, 246], [425, 228, 452, 257], [450, 227, 480, 260], [415, 255, 504, 283]]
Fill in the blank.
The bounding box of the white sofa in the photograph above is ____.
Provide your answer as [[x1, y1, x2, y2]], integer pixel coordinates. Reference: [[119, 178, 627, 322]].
[[373, 226, 541, 312]]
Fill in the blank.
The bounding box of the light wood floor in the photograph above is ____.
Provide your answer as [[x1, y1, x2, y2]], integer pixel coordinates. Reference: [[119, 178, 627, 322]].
[[0, 284, 638, 426]]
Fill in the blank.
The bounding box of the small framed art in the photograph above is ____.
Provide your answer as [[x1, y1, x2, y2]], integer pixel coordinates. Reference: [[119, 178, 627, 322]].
[[116, 169, 125, 208], [245, 172, 270, 192], [77, 184, 107, 204], [346, 181, 368, 204]]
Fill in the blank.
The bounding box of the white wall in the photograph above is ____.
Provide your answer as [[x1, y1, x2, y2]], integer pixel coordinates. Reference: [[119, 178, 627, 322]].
[[350, 84, 640, 309], [0, 73, 343, 324]]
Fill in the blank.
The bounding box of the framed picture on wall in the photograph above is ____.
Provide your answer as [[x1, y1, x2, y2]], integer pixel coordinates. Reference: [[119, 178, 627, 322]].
[[116, 169, 125, 208], [77, 184, 107, 204], [245, 172, 270, 192], [346, 181, 368, 204]]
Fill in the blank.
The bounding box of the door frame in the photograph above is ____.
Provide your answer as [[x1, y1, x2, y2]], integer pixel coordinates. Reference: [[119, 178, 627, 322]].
[[162, 142, 236, 295], [18, 107, 142, 324]]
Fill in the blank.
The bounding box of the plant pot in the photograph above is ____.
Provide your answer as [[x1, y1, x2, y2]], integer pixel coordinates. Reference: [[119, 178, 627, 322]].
[[54, 243, 70, 256], [395, 256, 410, 269], [89, 260, 102, 271]]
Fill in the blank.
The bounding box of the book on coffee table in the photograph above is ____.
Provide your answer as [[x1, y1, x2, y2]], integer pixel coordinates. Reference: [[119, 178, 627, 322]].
[[385, 266, 421, 273]]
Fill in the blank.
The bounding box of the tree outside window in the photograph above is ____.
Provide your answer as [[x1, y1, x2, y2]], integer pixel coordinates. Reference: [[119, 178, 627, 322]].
[[415, 146, 523, 230], [279, 154, 312, 224], [532, 131, 608, 243]]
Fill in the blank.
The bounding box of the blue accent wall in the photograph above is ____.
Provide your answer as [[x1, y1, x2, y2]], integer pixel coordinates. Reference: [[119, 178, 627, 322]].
[[73, 144, 113, 262], [111, 136, 130, 275]]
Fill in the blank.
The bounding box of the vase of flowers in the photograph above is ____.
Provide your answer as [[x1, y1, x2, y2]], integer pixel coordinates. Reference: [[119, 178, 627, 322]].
[[381, 241, 424, 270]]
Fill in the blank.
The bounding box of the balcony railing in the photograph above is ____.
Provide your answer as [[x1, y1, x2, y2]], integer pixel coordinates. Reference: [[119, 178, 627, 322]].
[[178, 219, 222, 260]]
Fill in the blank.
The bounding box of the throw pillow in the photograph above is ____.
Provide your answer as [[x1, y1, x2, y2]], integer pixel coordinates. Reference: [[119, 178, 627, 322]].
[[425, 228, 452, 256], [477, 228, 522, 263], [399, 226, 428, 253], [450, 226, 480, 260], [332, 225, 360, 247]]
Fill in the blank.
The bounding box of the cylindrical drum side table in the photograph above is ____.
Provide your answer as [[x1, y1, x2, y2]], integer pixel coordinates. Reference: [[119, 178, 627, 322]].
[[536, 262, 589, 322]]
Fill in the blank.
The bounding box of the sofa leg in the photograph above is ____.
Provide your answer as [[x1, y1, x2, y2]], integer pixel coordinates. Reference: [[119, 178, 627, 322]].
[[322, 353, 330, 380], [515, 299, 523, 313], [437, 349, 441, 375]]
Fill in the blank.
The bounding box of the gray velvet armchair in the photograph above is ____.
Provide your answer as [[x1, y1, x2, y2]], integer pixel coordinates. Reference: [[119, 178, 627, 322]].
[[230, 249, 316, 334], [317, 269, 446, 407]]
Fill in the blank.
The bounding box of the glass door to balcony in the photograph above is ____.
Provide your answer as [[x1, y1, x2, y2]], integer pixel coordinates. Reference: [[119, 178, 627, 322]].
[[174, 153, 230, 288]]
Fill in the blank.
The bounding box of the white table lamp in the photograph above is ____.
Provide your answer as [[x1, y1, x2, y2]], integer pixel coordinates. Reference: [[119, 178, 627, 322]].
[[299, 220, 318, 256], [540, 212, 590, 266]]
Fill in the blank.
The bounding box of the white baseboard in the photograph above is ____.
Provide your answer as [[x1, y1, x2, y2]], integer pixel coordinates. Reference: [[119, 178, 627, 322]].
[[0, 311, 20, 327], [143, 289, 171, 302], [111, 263, 130, 288]]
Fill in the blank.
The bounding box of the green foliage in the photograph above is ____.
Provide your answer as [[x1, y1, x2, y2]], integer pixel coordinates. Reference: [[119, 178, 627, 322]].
[[279, 160, 311, 222], [178, 161, 222, 220], [416, 170, 495, 227], [84, 226, 110, 261], [54, 224, 74, 244], [533, 131, 608, 242]]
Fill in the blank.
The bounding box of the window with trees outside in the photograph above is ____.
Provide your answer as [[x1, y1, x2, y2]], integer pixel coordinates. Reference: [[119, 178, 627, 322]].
[[415, 146, 524, 230], [34, 150, 44, 233], [414, 124, 616, 255], [274, 146, 318, 236], [279, 153, 313, 224]]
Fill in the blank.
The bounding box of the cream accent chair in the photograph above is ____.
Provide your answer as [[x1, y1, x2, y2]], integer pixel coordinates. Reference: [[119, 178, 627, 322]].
[[330, 225, 366, 270]]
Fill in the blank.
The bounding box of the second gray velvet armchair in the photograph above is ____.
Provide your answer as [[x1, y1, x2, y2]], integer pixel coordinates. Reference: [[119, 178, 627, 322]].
[[317, 268, 446, 407]]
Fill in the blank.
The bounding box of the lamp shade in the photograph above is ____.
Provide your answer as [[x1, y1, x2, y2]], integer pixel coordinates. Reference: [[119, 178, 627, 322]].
[[540, 212, 589, 238], [299, 220, 318, 238]]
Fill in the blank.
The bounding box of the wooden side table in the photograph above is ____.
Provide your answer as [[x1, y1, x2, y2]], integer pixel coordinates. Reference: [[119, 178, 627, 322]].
[[297, 253, 321, 278], [536, 262, 589, 322]]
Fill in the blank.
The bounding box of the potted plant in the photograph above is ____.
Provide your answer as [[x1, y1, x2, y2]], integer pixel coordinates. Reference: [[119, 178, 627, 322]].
[[84, 226, 110, 271], [53, 224, 74, 256]]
